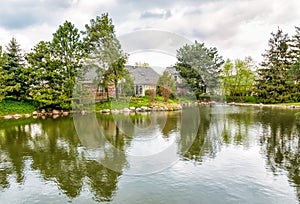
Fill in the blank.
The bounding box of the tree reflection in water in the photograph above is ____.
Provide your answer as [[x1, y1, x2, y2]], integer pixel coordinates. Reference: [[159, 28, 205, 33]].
[[0, 116, 123, 201], [257, 108, 300, 200], [0, 107, 299, 202]]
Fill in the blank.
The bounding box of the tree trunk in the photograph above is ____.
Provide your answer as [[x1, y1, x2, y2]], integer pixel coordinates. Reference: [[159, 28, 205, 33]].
[[115, 81, 119, 100], [105, 86, 109, 101]]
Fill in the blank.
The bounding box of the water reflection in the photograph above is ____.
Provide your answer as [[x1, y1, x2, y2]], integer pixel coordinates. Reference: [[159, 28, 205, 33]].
[[0, 107, 299, 202], [257, 108, 300, 200], [0, 117, 122, 201]]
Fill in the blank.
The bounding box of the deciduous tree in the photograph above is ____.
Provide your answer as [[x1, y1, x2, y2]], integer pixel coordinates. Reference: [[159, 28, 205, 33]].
[[157, 70, 176, 102], [221, 57, 256, 101]]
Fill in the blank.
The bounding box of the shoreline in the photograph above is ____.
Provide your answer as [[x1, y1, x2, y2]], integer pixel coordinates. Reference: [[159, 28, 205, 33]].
[[1, 102, 300, 120], [0, 104, 184, 120], [228, 102, 300, 109]]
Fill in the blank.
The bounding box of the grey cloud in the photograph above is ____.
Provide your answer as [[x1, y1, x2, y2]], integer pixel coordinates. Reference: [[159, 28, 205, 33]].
[[0, 0, 72, 29], [140, 10, 172, 19]]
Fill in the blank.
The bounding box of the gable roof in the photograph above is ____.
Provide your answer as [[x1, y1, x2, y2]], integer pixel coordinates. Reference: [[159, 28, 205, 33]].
[[125, 65, 160, 85], [166, 66, 178, 75]]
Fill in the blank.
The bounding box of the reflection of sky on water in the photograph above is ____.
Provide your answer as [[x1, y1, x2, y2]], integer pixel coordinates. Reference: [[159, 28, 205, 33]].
[[126, 127, 177, 157], [25, 124, 42, 138]]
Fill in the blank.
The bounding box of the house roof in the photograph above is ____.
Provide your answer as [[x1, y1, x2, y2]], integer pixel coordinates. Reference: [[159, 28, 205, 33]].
[[125, 65, 160, 85], [166, 66, 178, 75], [81, 67, 98, 83]]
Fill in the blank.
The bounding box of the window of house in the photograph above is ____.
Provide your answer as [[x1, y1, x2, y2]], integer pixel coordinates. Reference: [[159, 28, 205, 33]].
[[174, 75, 178, 82], [99, 86, 104, 93], [139, 86, 143, 95], [136, 85, 139, 95]]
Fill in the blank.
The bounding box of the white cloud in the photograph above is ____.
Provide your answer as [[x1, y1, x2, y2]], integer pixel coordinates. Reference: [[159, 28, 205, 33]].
[[1, 0, 300, 66]]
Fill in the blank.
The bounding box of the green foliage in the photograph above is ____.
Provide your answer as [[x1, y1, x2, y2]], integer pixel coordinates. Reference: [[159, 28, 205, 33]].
[[95, 96, 179, 111], [157, 70, 177, 102], [26, 21, 87, 110], [84, 13, 128, 100], [175, 41, 224, 99], [134, 62, 149, 67], [221, 57, 256, 102], [51, 21, 87, 99], [2, 38, 29, 100], [0, 99, 35, 115], [256, 28, 299, 103]]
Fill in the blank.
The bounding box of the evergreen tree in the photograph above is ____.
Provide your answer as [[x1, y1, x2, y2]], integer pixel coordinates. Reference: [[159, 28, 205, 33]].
[[288, 27, 300, 101], [27, 21, 87, 110], [256, 28, 294, 103], [26, 41, 66, 110], [50, 21, 87, 100], [3, 37, 29, 100], [83, 13, 127, 100], [175, 41, 224, 99], [0, 45, 20, 100]]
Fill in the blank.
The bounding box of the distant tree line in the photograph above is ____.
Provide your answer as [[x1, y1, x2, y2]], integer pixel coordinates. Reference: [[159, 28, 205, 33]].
[[0, 13, 299, 110], [174, 27, 300, 103], [0, 13, 128, 110]]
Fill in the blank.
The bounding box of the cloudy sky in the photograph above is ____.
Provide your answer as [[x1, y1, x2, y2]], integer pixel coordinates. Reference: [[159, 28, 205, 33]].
[[1, 0, 300, 67]]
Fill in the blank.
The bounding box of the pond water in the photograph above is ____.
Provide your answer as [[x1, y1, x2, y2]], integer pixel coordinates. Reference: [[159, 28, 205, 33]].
[[0, 106, 299, 203]]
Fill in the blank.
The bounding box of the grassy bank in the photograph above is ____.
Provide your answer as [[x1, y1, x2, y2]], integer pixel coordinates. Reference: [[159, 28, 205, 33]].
[[95, 96, 179, 111], [235, 102, 300, 106], [0, 99, 36, 116]]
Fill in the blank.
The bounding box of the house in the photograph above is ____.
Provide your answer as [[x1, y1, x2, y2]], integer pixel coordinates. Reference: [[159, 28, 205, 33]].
[[165, 66, 182, 84], [81, 65, 161, 99], [125, 65, 160, 96], [81, 68, 115, 100]]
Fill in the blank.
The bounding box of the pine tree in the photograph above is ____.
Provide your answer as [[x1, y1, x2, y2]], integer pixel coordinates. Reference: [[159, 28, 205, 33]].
[[27, 21, 87, 110], [83, 13, 127, 100], [3, 37, 29, 100], [0, 45, 20, 100], [175, 41, 224, 99], [288, 27, 300, 102], [256, 28, 293, 103], [51, 21, 86, 100]]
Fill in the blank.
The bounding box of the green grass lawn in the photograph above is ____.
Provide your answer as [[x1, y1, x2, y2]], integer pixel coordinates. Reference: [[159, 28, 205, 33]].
[[95, 96, 179, 111], [0, 99, 36, 115]]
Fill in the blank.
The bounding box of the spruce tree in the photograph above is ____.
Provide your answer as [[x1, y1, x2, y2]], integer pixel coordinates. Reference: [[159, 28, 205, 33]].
[[287, 27, 300, 102], [3, 37, 29, 100], [0, 45, 20, 100], [256, 28, 293, 103]]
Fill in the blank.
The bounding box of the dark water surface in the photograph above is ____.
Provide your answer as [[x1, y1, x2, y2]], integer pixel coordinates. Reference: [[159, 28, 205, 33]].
[[0, 106, 299, 203]]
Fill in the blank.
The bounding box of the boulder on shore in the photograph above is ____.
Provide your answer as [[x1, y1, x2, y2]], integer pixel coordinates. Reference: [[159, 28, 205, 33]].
[[24, 114, 31, 118], [13, 114, 21, 119], [32, 111, 38, 116], [3, 115, 13, 119], [123, 108, 130, 112], [52, 109, 60, 115]]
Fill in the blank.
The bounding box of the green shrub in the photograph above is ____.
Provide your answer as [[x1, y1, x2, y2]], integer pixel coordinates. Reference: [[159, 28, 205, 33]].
[[0, 99, 36, 115], [145, 89, 155, 97]]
